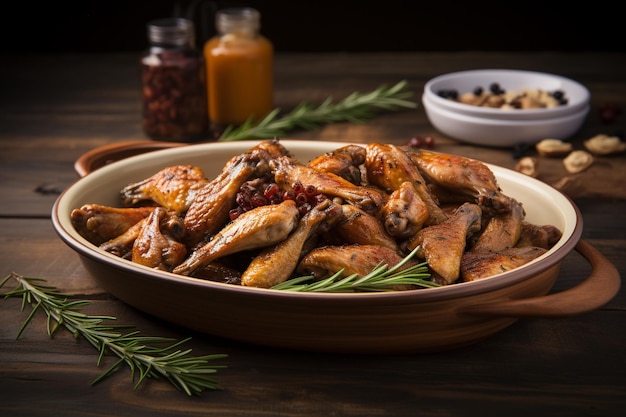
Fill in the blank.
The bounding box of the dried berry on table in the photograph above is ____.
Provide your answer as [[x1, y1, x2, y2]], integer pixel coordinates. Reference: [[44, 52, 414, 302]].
[[598, 102, 622, 124], [407, 136, 435, 149]]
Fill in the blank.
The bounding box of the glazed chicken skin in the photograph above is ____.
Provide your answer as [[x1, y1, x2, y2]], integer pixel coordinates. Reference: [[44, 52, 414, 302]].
[[99, 218, 148, 258], [132, 207, 187, 271], [470, 198, 525, 252], [120, 165, 208, 214], [183, 146, 274, 245], [241, 200, 344, 288], [296, 244, 421, 291], [407, 203, 483, 284], [332, 204, 399, 251], [461, 246, 547, 282], [516, 222, 562, 249], [173, 200, 300, 276], [270, 155, 384, 215], [364, 143, 448, 227], [71, 204, 155, 246], [306, 144, 366, 185], [405, 147, 512, 215], [378, 181, 430, 239]]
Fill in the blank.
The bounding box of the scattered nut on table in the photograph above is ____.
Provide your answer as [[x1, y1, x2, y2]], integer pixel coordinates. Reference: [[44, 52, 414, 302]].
[[583, 134, 626, 155], [536, 138, 573, 157], [515, 156, 539, 177], [563, 150, 594, 173]]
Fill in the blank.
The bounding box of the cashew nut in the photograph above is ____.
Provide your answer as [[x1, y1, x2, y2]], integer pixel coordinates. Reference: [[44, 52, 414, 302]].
[[583, 134, 626, 155], [535, 138, 573, 157], [515, 157, 539, 177], [563, 150, 593, 174]]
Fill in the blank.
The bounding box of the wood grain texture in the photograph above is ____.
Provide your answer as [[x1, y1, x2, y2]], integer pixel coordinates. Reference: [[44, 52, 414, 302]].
[[0, 52, 624, 416]]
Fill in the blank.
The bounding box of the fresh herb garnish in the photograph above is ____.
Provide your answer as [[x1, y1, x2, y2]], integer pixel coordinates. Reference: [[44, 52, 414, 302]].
[[271, 246, 437, 292], [0, 273, 227, 396], [218, 80, 417, 141]]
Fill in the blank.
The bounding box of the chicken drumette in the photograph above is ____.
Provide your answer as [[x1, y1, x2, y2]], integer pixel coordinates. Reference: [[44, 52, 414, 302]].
[[364, 143, 449, 230], [71, 204, 155, 246]]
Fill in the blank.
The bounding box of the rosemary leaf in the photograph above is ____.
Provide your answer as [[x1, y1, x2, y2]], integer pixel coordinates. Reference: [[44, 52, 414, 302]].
[[271, 246, 439, 292], [218, 80, 417, 141], [1, 273, 227, 396]]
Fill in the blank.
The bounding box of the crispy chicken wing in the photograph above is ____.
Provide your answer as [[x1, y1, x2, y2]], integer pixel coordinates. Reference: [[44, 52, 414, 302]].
[[307, 144, 366, 184], [183, 147, 272, 245], [99, 218, 147, 258], [132, 207, 187, 271], [71, 204, 155, 246], [407, 203, 483, 284], [406, 147, 511, 215], [470, 198, 525, 252], [120, 165, 208, 213], [516, 222, 563, 249], [173, 200, 300, 276], [296, 244, 420, 290], [241, 200, 344, 288], [378, 181, 430, 239], [332, 204, 399, 251], [270, 155, 384, 215], [364, 143, 448, 225], [461, 246, 547, 281]]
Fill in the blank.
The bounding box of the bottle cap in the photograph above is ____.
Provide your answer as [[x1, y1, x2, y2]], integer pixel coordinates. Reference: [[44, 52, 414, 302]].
[[216, 8, 260, 34], [147, 18, 195, 47]]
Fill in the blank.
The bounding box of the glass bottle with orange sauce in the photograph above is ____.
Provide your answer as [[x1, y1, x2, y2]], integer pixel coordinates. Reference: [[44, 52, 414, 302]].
[[203, 8, 274, 130]]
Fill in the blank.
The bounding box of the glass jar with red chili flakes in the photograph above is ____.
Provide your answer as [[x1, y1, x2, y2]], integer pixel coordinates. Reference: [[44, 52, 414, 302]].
[[141, 18, 208, 142]]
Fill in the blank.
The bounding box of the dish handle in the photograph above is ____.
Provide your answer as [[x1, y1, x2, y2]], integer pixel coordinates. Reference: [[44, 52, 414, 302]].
[[74, 141, 186, 177], [459, 240, 621, 317]]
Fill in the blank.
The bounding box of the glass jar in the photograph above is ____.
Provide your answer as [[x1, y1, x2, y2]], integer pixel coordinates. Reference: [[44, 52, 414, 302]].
[[204, 8, 274, 129], [141, 18, 208, 141]]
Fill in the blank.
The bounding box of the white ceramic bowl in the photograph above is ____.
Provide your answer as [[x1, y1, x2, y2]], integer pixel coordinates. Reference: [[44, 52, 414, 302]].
[[424, 69, 590, 120], [422, 69, 590, 147], [422, 92, 589, 147]]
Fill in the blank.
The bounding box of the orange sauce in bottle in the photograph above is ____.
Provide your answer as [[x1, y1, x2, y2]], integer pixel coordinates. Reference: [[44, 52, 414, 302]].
[[204, 8, 274, 128]]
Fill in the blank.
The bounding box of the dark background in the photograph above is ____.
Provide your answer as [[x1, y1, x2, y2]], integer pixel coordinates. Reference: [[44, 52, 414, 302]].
[[6, 0, 625, 53]]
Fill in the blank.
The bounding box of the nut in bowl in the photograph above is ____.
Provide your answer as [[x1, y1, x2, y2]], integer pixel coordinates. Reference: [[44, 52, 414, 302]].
[[52, 140, 619, 354], [422, 69, 591, 147]]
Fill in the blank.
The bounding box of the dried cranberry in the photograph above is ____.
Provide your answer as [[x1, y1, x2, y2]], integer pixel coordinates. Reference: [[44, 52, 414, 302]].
[[408, 135, 435, 149]]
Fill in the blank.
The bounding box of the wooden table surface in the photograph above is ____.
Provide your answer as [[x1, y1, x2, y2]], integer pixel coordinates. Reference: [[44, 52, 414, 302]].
[[1, 52, 624, 416]]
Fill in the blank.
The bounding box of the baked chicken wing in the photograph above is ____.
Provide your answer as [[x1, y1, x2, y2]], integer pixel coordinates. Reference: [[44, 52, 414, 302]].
[[270, 155, 384, 215], [120, 165, 208, 213], [407, 202, 483, 284], [364, 143, 448, 225], [461, 246, 547, 281], [173, 200, 300, 276], [296, 244, 421, 290], [241, 200, 344, 288], [132, 207, 187, 271], [71, 204, 155, 246], [183, 146, 272, 245], [406, 147, 512, 215], [307, 144, 366, 184]]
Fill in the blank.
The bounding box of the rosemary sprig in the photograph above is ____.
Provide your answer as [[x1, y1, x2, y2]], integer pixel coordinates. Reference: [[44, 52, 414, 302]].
[[271, 246, 438, 292], [0, 273, 227, 396], [218, 80, 417, 141]]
